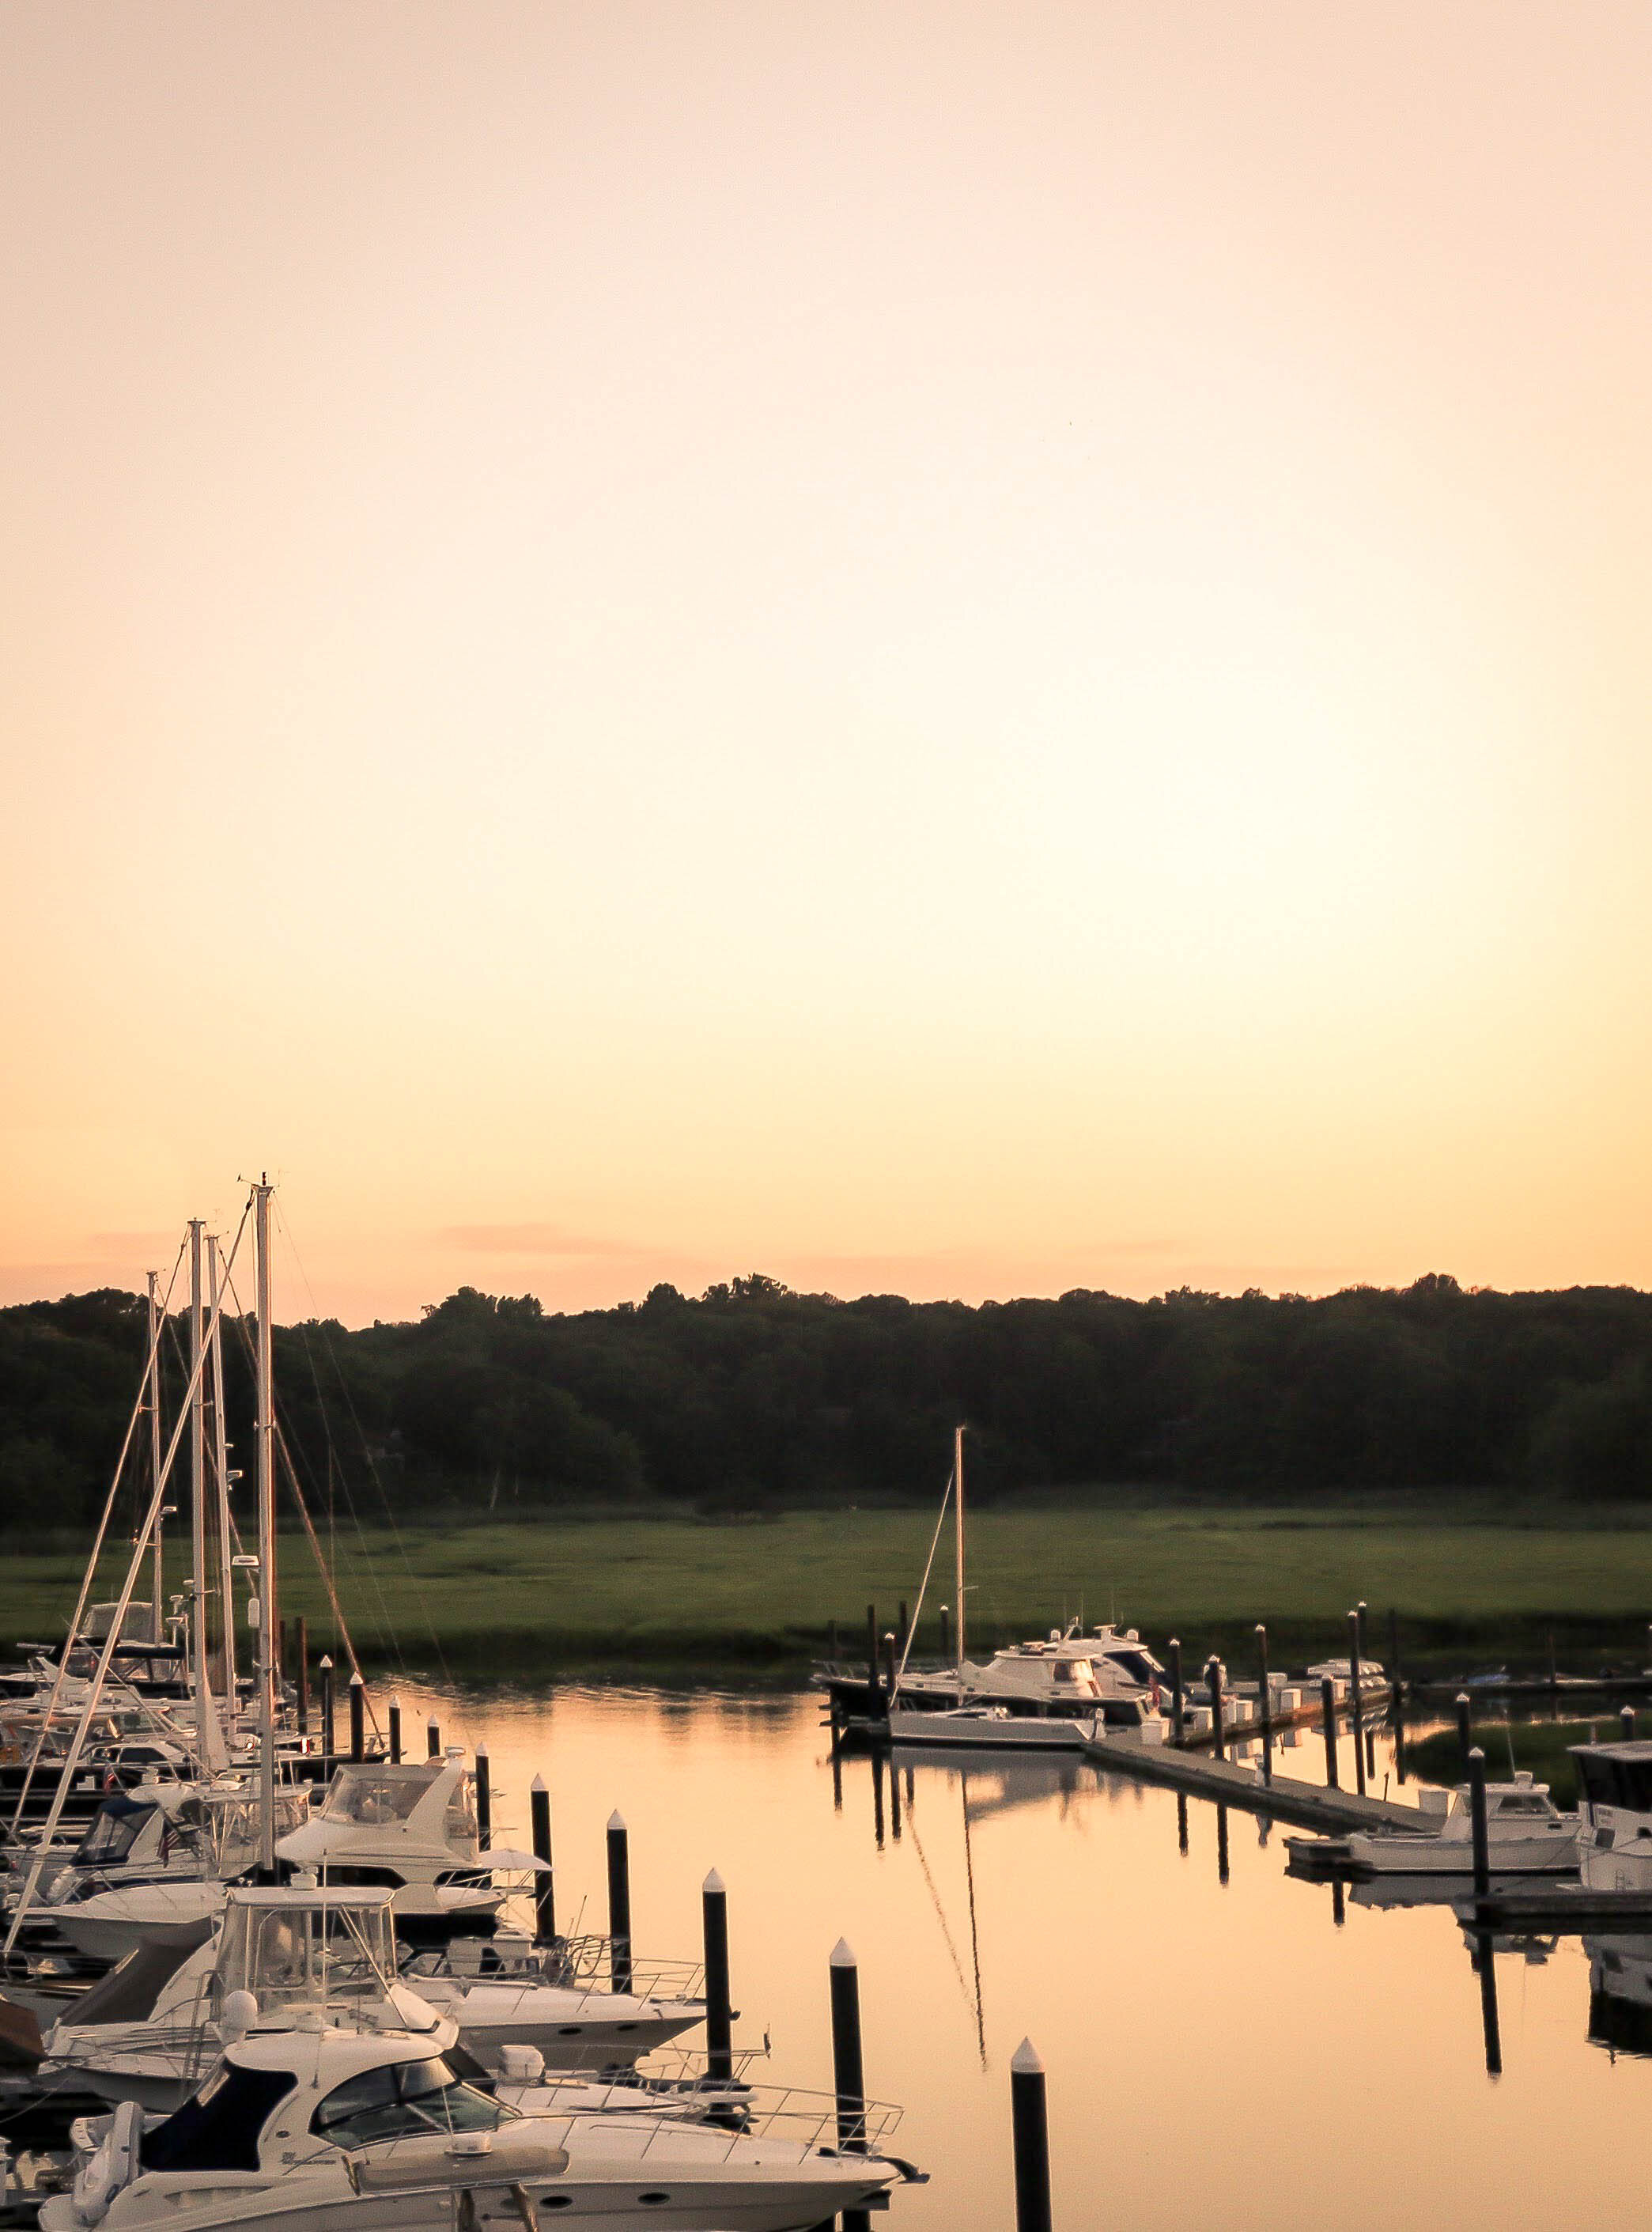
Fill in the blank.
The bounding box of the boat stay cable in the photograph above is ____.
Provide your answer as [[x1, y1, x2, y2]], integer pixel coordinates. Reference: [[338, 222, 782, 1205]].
[[889, 1464, 957, 1707]]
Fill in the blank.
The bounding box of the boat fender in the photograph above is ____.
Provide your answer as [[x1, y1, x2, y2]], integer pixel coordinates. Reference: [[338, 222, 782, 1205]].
[[70, 2097, 142, 2227], [499, 2045, 545, 2082]]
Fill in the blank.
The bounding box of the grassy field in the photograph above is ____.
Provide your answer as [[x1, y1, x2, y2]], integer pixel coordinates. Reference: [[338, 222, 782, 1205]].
[[5, 1505, 1650, 1683]]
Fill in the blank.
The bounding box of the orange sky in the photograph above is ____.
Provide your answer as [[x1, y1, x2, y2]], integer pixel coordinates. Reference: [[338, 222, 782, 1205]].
[[4, 3, 1650, 1324]]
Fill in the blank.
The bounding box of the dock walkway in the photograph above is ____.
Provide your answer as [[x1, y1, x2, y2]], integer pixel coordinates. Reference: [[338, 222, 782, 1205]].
[[1083, 1731, 1421, 1835]]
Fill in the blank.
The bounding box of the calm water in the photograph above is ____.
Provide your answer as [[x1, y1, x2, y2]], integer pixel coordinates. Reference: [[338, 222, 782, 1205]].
[[391, 1683, 1646, 2232]]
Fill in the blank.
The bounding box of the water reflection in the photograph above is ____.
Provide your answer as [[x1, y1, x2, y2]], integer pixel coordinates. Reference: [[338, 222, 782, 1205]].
[[384, 1684, 1652, 2232]]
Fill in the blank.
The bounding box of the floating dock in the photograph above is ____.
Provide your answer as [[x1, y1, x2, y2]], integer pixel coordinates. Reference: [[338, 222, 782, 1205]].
[[1082, 1729, 1422, 1836]]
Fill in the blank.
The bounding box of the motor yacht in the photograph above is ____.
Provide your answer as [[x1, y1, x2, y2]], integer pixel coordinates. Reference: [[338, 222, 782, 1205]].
[[43, 2019, 919, 2232], [1569, 1738, 1652, 1890], [894, 1635, 1165, 1731], [275, 1757, 503, 1934]]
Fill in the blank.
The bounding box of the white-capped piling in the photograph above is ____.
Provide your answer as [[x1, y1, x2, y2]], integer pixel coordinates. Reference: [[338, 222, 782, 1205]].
[[1010, 2037, 1053, 2232], [607, 1810, 633, 1995]]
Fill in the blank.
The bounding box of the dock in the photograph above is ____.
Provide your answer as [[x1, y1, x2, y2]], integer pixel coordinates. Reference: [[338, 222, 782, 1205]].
[[1083, 1730, 1422, 1835]]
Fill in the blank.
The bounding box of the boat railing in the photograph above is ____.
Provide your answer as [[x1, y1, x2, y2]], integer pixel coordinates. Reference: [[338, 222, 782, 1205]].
[[537, 1935, 708, 2002], [629, 2081, 905, 2161]]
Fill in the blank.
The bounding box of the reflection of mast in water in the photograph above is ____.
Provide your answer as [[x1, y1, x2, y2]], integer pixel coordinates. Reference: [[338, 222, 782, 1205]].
[[960, 1766, 987, 2069], [1473, 1931, 1503, 2077]]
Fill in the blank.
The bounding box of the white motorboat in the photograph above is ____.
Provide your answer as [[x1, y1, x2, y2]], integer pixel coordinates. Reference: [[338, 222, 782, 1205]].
[[43, 2018, 918, 2232], [886, 1704, 1095, 1751], [1570, 1738, 1652, 1890], [895, 1633, 1165, 1730], [1344, 1774, 1578, 1875], [276, 1757, 505, 1931], [40, 1886, 705, 2108]]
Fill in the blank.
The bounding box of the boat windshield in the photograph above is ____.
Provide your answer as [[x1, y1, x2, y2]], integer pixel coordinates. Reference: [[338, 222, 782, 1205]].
[[311, 2056, 512, 2148], [194, 1791, 310, 1867], [322, 1769, 431, 1825], [73, 1798, 156, 1866], [214, 1899, 399, 2014]]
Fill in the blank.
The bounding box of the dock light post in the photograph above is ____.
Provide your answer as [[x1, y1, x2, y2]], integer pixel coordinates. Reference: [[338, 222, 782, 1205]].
[[348, 1671, 365, 1764], [1255, 1625, 1272, 1784], [388, 1697, 402, 1764], [1205, 1659, 1226, 1761], [1347, 1611, 1367, 1797], [830, 1941, 870, 2232], [1167, 1638, 1184, 1746], [1320, 1678, 1339, 1789], [702, 1870, 734, 2082], [295, 1617, 308, 1736], [1010, 2038, 1053, 2232], [607, 1812, 633, 1996], [1456, 1693, 1473, 1776], [319, 1656, 335, 1775], [1468, 1747, 1491, 1904], [530, 1775, 554, 1943]]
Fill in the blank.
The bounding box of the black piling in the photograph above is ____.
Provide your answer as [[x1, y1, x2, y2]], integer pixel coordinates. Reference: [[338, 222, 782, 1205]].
[[427, 1719, 440, 1760], [348, 1671, 365, 1764], [1255, 1624, 1272, 1784], [883, 1632, 898, 1701], [1206, 1658, 1226, 1761], [1355, 1599, 1368, 1665], [898, 1601, 909, 1655], [388, 1696, 403, 1765], [830, 1940, 871, 2232], [1469, 1747, 1491, 1903], [1456, 1693, 1473, 1776], [1547, 1631, 1558, 1698], [295, 1616, 308, 1735], [865, 1603, 877, 1688], [1320, 1676, 1339, 1788], [607, 1811, 633, 1995], [530, 1775, 554, 1943], [1167, 1637, 1184, 1745], [1347, 1610, 1367, 1797], [1387, 1606, 1401, 1696], [939, 1604, 951, 1663], [474, 1747, 490, 1848], [1010, 2038, 1053, 2232], [1621, 1704, 1637, 1741], [319, 1655, 335, 1775], [702, 1869, 734, 2081]]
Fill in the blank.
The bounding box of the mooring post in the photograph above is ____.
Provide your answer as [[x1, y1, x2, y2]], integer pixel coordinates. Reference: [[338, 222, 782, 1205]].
[[348, 1670, 365, 1764], [531, 1775, 554, 1943], [319, 1655, 335, 1775], [702, 1869, 734, 2081], [278, 1618, 289, 1697], [830, 1940, 871, 2232], [388, 1695, 402, 1765], [1320, 1676, 1339, 1788], [1469, 1746, 1491, 1904], [295, 1616, 308, 1735], [427, 1719, 440, 1760], [1255, 1624, 1272, 1784], [474, 1747, 490, 1848], [1621, 1704, 1637, 1741], [898, 1600, 909, 1655], [883, 1632, 898, 1703], [865, 1603, 877, 1689], [939, 1604, 951, 1662], [1356, 1599, 1368, 1666], [1347, 1610, 1367, 1796], [1167, 1637, 1184, 1745], [607, 1811, 633, 1995], [1205, 1658, 1226, 1761], [1456, 1693, 1473, 1776], [1547, 1631, 1558, 1697], [1387, 1605, 1401, 1696], [1010, 2037, 1053, 2232]]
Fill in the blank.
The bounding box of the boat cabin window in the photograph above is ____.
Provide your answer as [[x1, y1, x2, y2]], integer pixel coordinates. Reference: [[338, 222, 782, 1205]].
[[1575, 1754, 1652, 1814], [141, 2064, 297, 2174], [73, 1798, 156, 1867], [311, 2056, 511, 2149], [214, 1900, 399, 2013], [1110, 1651, 1158, 1686], [323, 1769, 429, 1825], [1492, 1795, 1551, 1816]]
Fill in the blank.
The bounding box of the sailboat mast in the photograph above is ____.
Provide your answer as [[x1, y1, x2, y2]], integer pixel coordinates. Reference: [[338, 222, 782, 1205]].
[[146, 1271, 163, 1642], [207, 1234, 236, 1704], [187, 1220, 210, 1754], [255, 1179, 277, 1873], [954, 1422, 966, 1678]]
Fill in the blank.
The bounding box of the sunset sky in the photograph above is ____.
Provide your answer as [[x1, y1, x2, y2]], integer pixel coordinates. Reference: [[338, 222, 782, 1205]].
[[4, 2, 1650, 1323]]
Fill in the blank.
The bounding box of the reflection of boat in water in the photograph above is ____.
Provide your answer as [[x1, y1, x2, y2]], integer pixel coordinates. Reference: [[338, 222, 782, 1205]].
[[1585, 1934, 1652, 2057]]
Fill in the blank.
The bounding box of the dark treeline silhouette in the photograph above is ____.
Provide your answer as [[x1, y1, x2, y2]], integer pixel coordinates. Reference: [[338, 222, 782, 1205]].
[[2, 1272, 1650, 1533]]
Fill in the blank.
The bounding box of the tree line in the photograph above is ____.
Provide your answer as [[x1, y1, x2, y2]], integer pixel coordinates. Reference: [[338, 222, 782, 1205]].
[[1, 1271, 1649, 1534]]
